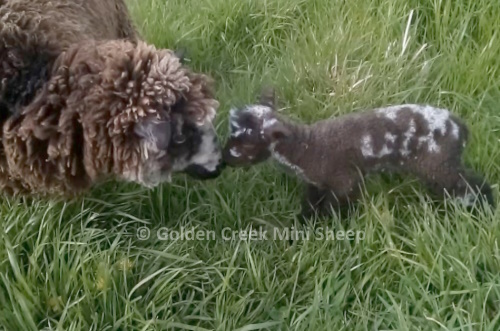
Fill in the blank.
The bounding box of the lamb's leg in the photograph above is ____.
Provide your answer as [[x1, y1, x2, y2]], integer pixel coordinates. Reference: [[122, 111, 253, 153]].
[[300, 184, 328, 219], [318, 173, 361, 218], [319, 185, 360, 218], [412, 158, 494, 208]]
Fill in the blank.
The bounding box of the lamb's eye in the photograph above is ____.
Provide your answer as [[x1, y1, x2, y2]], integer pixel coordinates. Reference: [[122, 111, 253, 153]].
[[241, 143, 255, 150]]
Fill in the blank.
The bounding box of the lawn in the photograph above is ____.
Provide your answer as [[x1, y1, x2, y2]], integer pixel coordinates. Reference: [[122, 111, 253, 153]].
[[1, 0, 500, 330]]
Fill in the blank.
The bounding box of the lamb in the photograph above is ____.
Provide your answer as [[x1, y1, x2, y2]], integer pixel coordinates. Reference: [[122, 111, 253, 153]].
[[0, 0, 224, 196], [223, 89, 494, 218]]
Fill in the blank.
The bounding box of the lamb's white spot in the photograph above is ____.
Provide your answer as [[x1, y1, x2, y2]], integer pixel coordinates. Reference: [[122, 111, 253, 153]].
[[232, 129, 245, 137], [456, 192, 477, 207], [361, 134, 393, 158], [418, 136, 440, 153], [381, 104, 455, 154], [400, 119, 416, 157], [449, 120, 460, 139], [415, 105, 450, 136], [231, 127, 253, 137], [229, 148, 242, 158], [269, 143, 316, 185], [230, 120, 241, 129], [244, 105, 272, 118], [263, 118, 278, 129], [377, 145, 393, 157], [384, 132, 397, 144], [361, 135, 374, 158], [376, 105, 413, 120]]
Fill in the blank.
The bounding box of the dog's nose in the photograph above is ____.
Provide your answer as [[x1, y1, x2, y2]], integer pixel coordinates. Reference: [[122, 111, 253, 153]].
[[217, 160, 227, 170], [184, 162, 225, 180]]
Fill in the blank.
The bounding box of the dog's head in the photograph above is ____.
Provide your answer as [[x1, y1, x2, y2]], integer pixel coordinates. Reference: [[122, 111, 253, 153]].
[[96, 41, 225, 187], [133, 111, 224, 186]]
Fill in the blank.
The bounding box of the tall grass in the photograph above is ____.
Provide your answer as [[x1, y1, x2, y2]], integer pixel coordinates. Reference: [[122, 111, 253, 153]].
[[0, 0, 499, 330]]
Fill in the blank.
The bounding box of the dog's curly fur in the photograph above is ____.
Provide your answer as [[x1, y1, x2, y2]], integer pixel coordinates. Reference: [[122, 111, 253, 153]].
[[0, 0, 220, 196], [0, 0, 137, 113]]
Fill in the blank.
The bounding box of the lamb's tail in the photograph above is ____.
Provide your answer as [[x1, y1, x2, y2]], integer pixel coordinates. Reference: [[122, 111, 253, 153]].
[[450, 114, 469, 148], [459, 169, 495, 209]]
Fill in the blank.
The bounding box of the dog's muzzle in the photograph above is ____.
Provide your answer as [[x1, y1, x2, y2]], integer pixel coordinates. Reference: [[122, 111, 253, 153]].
[[184, 162, 226, 180]]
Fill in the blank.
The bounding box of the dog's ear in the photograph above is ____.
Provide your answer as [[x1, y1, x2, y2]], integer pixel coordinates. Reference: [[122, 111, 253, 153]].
[[134, 118, 171, 150], [174, 48, 188, 64], [259, 87, 276, 109]]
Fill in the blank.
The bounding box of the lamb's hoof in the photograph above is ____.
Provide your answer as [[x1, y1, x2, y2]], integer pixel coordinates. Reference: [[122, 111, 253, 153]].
[[298, 209, 316, 223]]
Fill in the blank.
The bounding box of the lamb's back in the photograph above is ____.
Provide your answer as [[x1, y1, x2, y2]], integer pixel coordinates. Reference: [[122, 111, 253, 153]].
[[309, 104, 467, 170]]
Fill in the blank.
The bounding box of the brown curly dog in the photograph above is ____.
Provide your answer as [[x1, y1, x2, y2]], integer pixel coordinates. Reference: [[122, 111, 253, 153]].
[[0, 0, 224, 196]]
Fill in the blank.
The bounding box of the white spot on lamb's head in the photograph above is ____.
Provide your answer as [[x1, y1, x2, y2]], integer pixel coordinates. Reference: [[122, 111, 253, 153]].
[[230, 119, 240, 129], [242, 105, 273, 118], [263, 118, 278, 129], [229, 148, 242, 158], [223, 104, 274, 167], [231, 129, 245, 138]]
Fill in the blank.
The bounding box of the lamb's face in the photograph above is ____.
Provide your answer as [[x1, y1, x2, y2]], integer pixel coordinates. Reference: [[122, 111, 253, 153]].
[[223, 106, 274, 167], [133, 113, 224, 186]]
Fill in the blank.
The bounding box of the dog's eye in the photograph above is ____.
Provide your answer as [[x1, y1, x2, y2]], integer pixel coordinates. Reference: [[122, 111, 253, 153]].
[[172, 127, 195, 145], [173, 134, 186, 144]]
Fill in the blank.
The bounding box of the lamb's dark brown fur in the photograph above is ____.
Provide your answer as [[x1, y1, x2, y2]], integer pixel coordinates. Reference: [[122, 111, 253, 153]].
[[0, 0, 222, 196], [224, 89, 494, 217]]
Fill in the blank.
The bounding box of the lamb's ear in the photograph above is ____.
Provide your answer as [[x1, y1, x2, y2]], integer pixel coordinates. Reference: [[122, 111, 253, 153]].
[[264, 120, 291, 141], [259, 87, 276, 109], [134, 118, 171, 150]]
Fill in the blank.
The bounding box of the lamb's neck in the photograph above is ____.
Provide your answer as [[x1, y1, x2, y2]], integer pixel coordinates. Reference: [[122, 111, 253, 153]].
[[269, 122, 315, 181]]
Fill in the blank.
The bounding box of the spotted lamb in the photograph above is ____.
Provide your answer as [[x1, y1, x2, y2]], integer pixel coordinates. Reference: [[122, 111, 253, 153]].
[[223, 89, 494, 218]]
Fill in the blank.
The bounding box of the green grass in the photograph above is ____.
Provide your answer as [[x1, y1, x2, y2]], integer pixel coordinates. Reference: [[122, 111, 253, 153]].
[[1, 0, 500, 329]]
